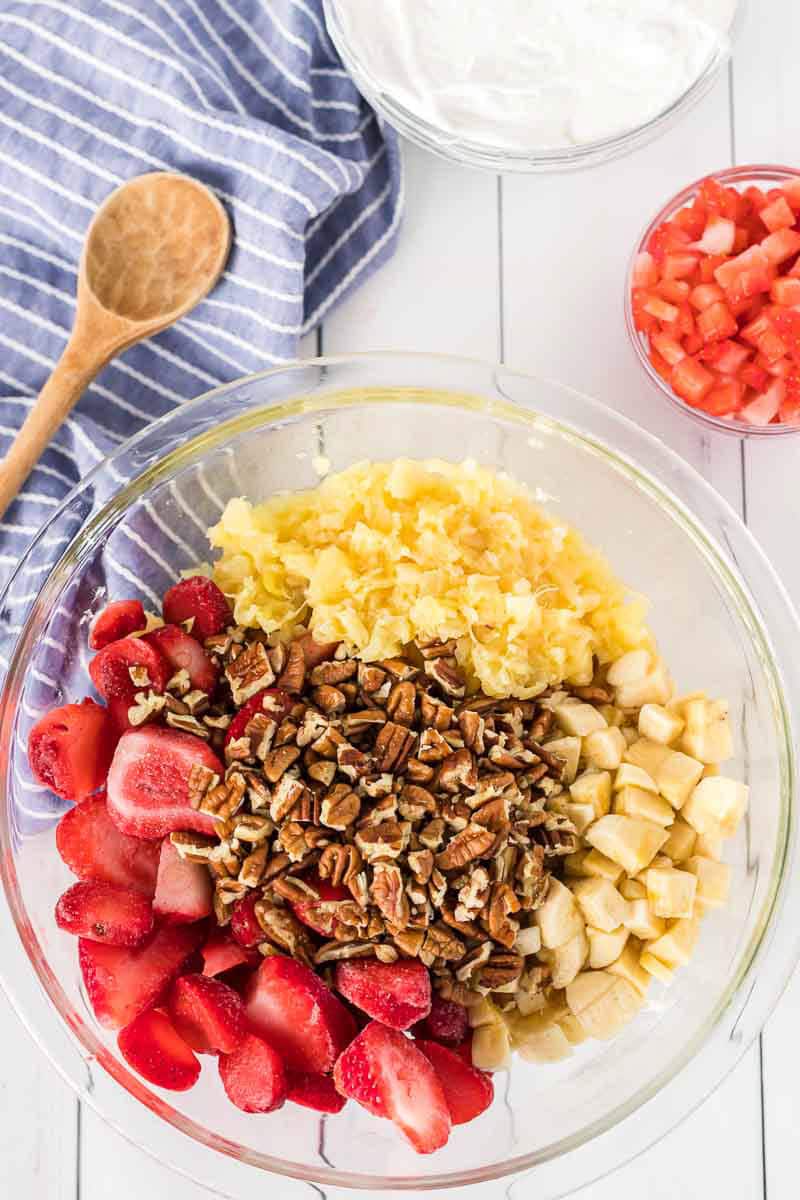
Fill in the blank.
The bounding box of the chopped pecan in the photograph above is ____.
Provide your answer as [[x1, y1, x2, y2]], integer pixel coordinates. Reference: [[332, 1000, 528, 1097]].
[[263, 744, 301, 783], [417, 637, 459, 660], [375, 943, 399, 963], [268, 641, 288, 677], [424, 655, 465, 698], [435, 824, 496, 871], [254, 898, 314, 965], [487, 882, 521, 949], [318, 842, 362, 887], [169, 830, 216, 862], [571, 684, 612, 703], [480, 951, 523, 990], [269, 774, 305, 823], [407, 848, 434, 884], [342, 708, 386, 736], [374, 721, 416, 772], [418, 817, 446, 851], [440, 902, 480, 938], [391, 928, 426, 957], [398, 784, 436, 821], [337, 742, 372, 780], [371, 863, 410, 928], [437, 748, 477, 793], [271, 875, 319, 903], [386, 680, 416, 726], [357, 662, 388, 693], [225, 640, 275, 705], [165, 710, 210, 738], [419, 693, 454, 731], [420, 922, 464, 966], [314, 940, 375, 964], [239, 844, 269, 887], [313, 684, 346, 715], [458, 709, 485, 754], [276, 640, 305, 693], [405, 757, 436, 783], [308, 759, 337, 788], [188, 763, 221, 810], [355, 819, 408, 862], [310, 659, 356, 686], [360, 773, 395, 799], [417, 727, 450, 763], [320, 783, 360, 830], [379, 657, 418, 682]]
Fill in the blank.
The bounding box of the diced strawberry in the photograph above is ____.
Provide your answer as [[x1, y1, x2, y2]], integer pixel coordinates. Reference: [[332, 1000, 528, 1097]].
[[741, 362, 770, 392], [168, 973, 246, 1054], [682, 331, 704, 355], [691, 213, 735, 255], [287, 1072, 347, 1114], [771, 277, 800, 306], [106, 727, 223, 839], [642, 294, 678, 323], [29, 700, 117, 802], [698, 380, 743, 417], [699, 339, 751, 375], [648, 348, 673, 384], [714, 244, 771, 291], [698, 177, 738, 220], [697, 300, 737, 344], [55, 880, 153, 946], [162, 576, 232, 641], [153, 839, 212, 924], [656, 281, 690, 307], [672, 204, 706, 239], [745, 185, 769, 213], [760, 354, 793, 378], [741, 314, 788, 362], [761, 228, 800, 266], [661, 252, 700, 280], [780, 177, 800, 211], [289, 875, 350, 938], [740, 380, 785, 425], [89, 600, 146, 651], [771, 309, 800, 359], [671, 357, 715, 407], [333, 1022, 451, 1154], [56, 794, 160, 896], [79, 921, 204, 1028], [779, 378, 800, 423], [732, 226, 750, 254], [230, 892, 263, 948], [689, 283, 725, 310], [700, 254, 728, 283], [118, 1008, 200, 1091], [89, 637, 169, 704], [245, 956, 357, 1074], [144, 625, 218, 695], [412, 993, 469, 1047], [631, 288, 659, 334], [632, 251, 659, 287], [761, 195, 796, 233], [223, 687, 293, 748], [335, 959, 431, 1032], [415, 1040, 494, 1125], [452, 1034, 474, 1065], [647, 220, 692, 262], [200, 927, 259, 977], [219, 1032, 288, 1113]]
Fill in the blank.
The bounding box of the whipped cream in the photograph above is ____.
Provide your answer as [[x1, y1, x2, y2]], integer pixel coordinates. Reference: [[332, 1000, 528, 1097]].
[[331, 0, 737, 151]]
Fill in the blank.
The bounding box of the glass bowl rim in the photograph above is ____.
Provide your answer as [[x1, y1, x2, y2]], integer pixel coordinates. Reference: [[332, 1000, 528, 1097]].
[[625, 163, 800, 437], [1, 350, 799, 1192]]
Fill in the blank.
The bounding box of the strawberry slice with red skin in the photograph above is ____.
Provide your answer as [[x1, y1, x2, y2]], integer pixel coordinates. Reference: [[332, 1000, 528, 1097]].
[[79, 921, 205, 1029], [118, 1008, 200, 1092], [335, 959, 431, 1032], [245, 956, 357, 1075], [412, 993, 468, 1047], [287, 1071, 346, 1114], [218, 1032, 287, 1113], [223, 688, 293, 748], [56, 794, 160, 896], [153, 839, 212, 924], [144, 624, 219, 695], [230, 892, 263, 948], [289, 875, 350, 937], [415, 1039, 494, 1125], [452, 1033, 474, 1065], [333, 1022, 451, 1154], [55, 880, 153, 947], [201, 927, 259, 977], [89, 600, 146, 651], [162, 576, 232, 641], [89, 637, 169, 703], [106, 727, 223, 839], [168, 973, 246, 1055], [29, 700, 117, 801]]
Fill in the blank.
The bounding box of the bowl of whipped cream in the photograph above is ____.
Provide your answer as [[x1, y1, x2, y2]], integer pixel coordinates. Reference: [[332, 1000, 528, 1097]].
[[323, 0, 746, 171]]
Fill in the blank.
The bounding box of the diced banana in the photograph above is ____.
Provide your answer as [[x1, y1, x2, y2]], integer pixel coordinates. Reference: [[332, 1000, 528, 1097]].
[[653, 749, 705, 809], [615, 658, 673, 710], [569, 769, 612, 818], [614, 762, 658, 793], [564, 849, 590, 876], [685, 856, 731, 908], [534, 877, 585, 949], [695, 830, 724, 860], [639, 951, 675, 985], [621, 725, 639, 746], [625, 898, 666, 940], [599, 704, 624, 727], [619, 877, 647, 900], [514, 925, 543, 956], [582, 848, 624, 883], [553, 700, 608, 737], [682, 776, 749, 837], [667, 690, 706, 718], [571, 877, 629, 932], [614, 785, 674, 826], [587, 924, 629, 969], [472, 1021, 511, 1071], [645, 867, 697, 919], [607, 937, 651, 995], [607, 650, 652, 687], [468, 996, 502, 1029], [516, 1023, 573, 1063], [645, 853, 673, 871], [624, 737, 670, 777], [566, 971, 643, 1039], [549, 928, 589, 988], [646, 917, 700, 968], [583, 726, 626, 770], [564, 802, 596, 835], [680, 698, 733, 765], [557, 1012, 589, 1045], [638, 702, 685, 745], [544, 736, 582, 784], [585, 814, 669, 874], [661, 816, 697, 864]]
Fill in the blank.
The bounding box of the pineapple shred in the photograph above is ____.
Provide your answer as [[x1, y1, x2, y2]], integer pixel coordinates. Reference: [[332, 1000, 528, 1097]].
[[209, 459, 652, 699]]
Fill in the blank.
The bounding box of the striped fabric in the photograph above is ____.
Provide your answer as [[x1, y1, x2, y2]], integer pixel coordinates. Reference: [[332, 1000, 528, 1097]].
[[0, 0, 403, 594]]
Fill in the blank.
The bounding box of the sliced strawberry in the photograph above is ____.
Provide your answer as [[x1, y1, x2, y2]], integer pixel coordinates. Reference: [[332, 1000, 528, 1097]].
[[452, 1033, 474, 1065], [168, 973, 246, 1054], [56, 794, 160, 896], [29, 700, 117, 801], [79, 921, 204, 1028], [335, 959, 431, 1031], [412, 993, 468, 1047], [245, 956, 356, 1074], [333, 1022, 451, 1154], [162, 576, 231, 641], [740, 379, 785, 425], [118, 1008, 200, 1091], [761, 195, 796, 233], [671, 356, 715, 407], [55, 880, 153, 946], [223, 688, 293, 748], [89, 600, 146, 651], [106, 727, 223, 839], [289, 876, 350, 938], [153, 839, 212, 924], [296, 633, 340, 669], [218, 1032, 287, 1113], [89, 637, 169, 703], [415, 1039, 494, 1125], [200, 927, 259, 977], [287, 1071, 346, 1114], [230, 892, 263, 948], [697, 300, 737, 344], [144, 624, 219, 695]]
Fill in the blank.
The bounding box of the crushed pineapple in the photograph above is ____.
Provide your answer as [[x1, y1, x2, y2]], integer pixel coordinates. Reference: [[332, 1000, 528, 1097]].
[[209, 459, 651, 698]]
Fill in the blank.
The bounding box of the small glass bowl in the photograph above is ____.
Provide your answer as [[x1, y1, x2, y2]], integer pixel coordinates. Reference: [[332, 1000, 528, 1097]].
[[625, 164, 800, 437], [323, 0, 746, 173]]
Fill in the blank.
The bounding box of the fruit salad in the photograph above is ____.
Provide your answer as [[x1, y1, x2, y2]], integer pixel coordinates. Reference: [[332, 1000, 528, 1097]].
[[28, 466, 748, 1155], [631, 171, 800, 426]]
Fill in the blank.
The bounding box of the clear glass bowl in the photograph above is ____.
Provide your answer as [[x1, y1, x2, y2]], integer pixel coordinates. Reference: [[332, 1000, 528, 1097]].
[[1, 353, 800, 1196], [626, 164, 800, 437], [323, 0, 746, 173]]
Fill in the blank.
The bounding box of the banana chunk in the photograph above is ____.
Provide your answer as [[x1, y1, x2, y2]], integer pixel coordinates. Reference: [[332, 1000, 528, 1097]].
[[682, 776, 749, 837], [585, 814, 669, 875], [566, 970, 643, 1040]]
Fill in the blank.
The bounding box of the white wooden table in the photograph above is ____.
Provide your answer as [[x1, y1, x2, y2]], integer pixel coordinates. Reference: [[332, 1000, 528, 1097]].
[[3, 3, 800, 1197]]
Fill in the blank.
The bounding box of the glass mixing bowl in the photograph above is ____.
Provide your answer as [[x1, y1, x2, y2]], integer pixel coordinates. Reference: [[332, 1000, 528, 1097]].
[[1, 353, 799, 1196]]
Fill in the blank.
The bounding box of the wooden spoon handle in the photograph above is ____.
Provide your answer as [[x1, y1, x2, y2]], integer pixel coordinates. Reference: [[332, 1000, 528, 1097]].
[[0, 340, 100, 520]]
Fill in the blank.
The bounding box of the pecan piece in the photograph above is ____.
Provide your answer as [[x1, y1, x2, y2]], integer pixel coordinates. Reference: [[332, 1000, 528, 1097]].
[[373, 721, 416, 772], [269, 773, 306, 823], [417, 727, 450, 763], [318, 843, 362, 887], [458, 709, 486, 754], [313, 684, 346, 715], [254, 898, 315, 965], [420, 922, 464, 966], [310, 659, 356, 686], [320, 783, 360, 830], [437, 748, 477, 793], [342, 708, 386, 736], [188, 763, 220, 810], [386, 680, 416, 726], [225, 640, 275, 705], [263, 744, 301, 783], [355, 819, 408, 862], [435, 824, 496, 871], [479, 951, 523, 990], [419, 693, 454, 731], [371, 863, 410, 928], [424, 655, 465, 699], [276, 640, 305, 693], [487, 882, 521, 949], [357, 663, 388, 694]]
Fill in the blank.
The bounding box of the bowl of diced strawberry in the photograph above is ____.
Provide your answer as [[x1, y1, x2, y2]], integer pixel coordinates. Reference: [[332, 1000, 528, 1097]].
[[627, 166, 800, 432]]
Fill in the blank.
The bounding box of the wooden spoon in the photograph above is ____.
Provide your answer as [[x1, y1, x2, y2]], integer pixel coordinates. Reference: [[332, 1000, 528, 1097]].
[[0, 171, 231, 519]]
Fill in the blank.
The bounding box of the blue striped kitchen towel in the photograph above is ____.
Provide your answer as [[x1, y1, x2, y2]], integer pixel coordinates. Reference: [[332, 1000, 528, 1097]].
[[0, 0, 403, 585]]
